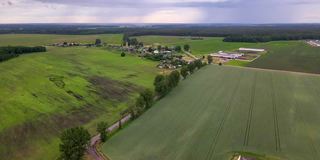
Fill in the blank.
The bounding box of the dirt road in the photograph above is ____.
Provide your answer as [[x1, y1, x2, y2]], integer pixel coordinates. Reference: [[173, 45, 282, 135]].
[[87, 114, 132, 160]]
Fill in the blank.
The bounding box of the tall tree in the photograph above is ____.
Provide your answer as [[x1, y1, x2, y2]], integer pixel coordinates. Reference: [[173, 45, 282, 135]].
[[59, 127, 90, 160], [97, 122, 108, 142], [180, 66, 189, 79], [187, 62, 196, 73], [183, 44, 190, 51], [174, 46, 182, 52], [168, 70, 180, 88], [141, 89, 154, 109], [207, 55, 213, 64], [95, 39, 102, 46]]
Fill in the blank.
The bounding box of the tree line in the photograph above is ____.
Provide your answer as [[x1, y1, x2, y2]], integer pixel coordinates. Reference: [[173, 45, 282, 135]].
[[0, 46, 47, 62], [2, 24, 320, 43]]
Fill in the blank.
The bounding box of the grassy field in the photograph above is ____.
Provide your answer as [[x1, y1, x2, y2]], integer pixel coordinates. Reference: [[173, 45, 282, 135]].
[[0, 45, 158, 160], [0, 34, 123, 46], [103, 65, 320, 160]]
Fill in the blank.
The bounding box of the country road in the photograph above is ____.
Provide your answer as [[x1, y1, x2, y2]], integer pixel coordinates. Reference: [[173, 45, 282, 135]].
[[87, 114, 132, 160]]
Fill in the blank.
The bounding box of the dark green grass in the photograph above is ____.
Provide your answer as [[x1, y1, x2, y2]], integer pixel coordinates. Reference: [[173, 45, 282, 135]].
[[103, 65, 320, 160]]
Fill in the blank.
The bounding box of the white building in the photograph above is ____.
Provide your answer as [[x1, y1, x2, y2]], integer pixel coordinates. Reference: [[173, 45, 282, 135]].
[[239, 48, 265, 52], [210, 51, 243, 59]]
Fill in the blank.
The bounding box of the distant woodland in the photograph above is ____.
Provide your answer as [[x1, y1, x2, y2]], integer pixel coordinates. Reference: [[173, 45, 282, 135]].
[[1, 24, 320, 42]]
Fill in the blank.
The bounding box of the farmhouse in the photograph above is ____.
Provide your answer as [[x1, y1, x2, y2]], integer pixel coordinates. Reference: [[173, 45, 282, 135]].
[[210, 51, 244, 59], [307, 40, 320, 47], [239, 48, 265, 53]]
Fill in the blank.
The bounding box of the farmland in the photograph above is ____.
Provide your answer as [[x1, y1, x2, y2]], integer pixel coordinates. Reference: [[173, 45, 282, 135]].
[[136, 36, 320, 74], [103, 65, 320, 160], [0, 43, 159, 159], [0, 34, 123, 46], [136, 36, 256, 55]]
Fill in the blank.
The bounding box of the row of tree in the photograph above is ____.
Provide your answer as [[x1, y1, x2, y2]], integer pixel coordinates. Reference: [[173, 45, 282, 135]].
[[0, 46, 47, 62], [0, 46, 46, 54], [223, 34, 320, 43]]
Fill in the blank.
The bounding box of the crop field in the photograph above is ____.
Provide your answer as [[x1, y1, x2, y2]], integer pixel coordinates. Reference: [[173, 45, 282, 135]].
[[247, 41, 320, 74], [0, 45, 158, 160], [0, 34, 123, 46], [103, 65, 320, 160]]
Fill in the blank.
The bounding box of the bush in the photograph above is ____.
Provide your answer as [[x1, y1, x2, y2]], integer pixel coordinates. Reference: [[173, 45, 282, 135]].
[[121, 52, 126, 57], [97, 122, 108, 142]]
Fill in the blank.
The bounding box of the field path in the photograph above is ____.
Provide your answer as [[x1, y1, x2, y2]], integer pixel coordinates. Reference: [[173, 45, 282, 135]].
[[87, 114, 132, 160]]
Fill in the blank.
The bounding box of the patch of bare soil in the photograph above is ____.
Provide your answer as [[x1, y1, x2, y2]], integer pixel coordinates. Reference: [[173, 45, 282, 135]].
[[88, 76, 141, 102], [0, 105, 103, 160]]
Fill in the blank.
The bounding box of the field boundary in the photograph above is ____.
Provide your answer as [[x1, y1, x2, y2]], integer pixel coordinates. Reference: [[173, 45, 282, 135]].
[[225, 65, 320, 77], [243, 72, 257, 146]]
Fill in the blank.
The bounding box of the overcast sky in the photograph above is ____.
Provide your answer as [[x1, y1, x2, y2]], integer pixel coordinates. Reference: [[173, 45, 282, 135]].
[[0, 0, 320, 23]]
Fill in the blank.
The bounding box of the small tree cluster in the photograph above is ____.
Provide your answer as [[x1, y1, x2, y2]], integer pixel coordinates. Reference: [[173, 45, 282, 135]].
[[180, 60, 206, 79], [183, 44, 190, 51], [154, 71, 181, 97], [174, 46, 182, 52], [131, 89, 154, 118], [95, 39, 102, 46]]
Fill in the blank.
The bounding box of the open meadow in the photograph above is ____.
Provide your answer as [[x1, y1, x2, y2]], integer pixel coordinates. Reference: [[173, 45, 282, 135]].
[[103, 65, 320, 160], [0, 35, 159, 160]]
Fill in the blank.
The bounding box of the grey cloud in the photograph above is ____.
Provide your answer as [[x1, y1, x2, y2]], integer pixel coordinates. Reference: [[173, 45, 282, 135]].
[[35, 0, 239, 8]]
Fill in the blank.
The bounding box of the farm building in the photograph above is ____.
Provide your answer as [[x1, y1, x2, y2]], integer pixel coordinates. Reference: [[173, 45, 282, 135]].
[[210, 51, 243, 59], [239, 48, 265, 52]]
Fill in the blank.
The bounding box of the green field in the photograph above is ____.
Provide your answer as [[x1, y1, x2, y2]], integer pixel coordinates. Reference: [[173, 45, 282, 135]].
[[0, 45, 158, 160], [103, 65, 320, 160], [248, 41, 320, 74], [0, 34, 123, 46]]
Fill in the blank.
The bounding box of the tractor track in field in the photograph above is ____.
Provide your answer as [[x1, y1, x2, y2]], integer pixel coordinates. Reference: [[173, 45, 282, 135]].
[[205, 72, 243, 160], [294, 100, 319, 160], [270, 74, 281, 152], [243, 72, 257, 147], [173, 72, 226, 159], [158, 69, 226, 159]]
